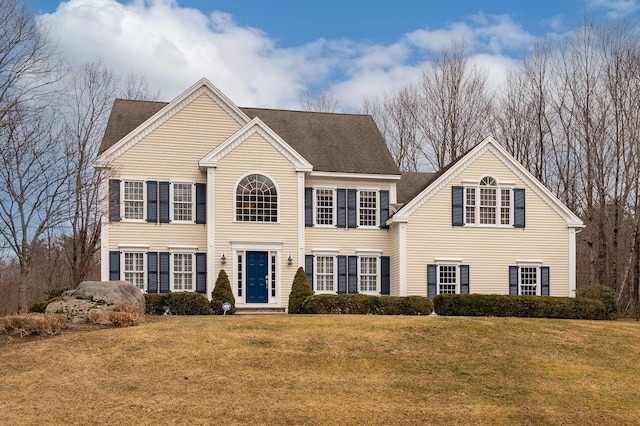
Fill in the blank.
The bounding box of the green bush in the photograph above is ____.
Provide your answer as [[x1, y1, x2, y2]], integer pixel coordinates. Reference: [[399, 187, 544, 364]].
[[288, 267, 314, 314], [144, 292, 211, 315], [576, 285, 617, 320], [303, 294, 377, 314], [211, 269, 236, 315], [433, 294, 607, 320], [28, 300, 50, 313], [400, 296, 434, 315], [301, 294, 433, 315]]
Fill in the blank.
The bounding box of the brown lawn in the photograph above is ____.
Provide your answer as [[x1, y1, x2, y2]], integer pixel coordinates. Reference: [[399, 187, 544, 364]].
[[1, 315, 639, 425]]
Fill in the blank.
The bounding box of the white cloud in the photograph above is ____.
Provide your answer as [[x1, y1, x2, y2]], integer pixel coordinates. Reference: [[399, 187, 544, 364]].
[[38, 0, 538, 112], [586, 0, 640, 18]]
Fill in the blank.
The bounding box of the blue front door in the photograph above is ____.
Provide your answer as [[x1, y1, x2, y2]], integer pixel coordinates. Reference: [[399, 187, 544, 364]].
[[246, 251, 268, 303]]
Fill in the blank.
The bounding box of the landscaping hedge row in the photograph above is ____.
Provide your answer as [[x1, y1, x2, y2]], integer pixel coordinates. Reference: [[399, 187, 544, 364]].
[[301, 294, 433, 315], [144, 292, 212, 315], [433, 294, 607, 320]]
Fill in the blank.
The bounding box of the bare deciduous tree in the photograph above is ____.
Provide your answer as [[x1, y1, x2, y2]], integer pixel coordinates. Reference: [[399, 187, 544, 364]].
[[301, 90, 340, 112]]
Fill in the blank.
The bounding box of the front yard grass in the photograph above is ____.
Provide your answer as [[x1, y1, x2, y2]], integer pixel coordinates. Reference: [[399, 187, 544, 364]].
[[1, 315, 639, 425]]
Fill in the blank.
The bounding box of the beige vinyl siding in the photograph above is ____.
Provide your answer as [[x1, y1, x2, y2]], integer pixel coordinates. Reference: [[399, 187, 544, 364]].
[[109, 223, 207, 250], [107, 94, 240, 252], [404, 150, 571, 297], [111, 94, 243, 179], [305, 177, 393, 255], [214, 132, 299, 307]]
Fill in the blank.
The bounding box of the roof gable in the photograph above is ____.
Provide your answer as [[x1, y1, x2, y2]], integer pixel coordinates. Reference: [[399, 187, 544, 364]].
[[94, 78, 250, 168], [391, 136, 584, 227], [199, 117, 313, 172]]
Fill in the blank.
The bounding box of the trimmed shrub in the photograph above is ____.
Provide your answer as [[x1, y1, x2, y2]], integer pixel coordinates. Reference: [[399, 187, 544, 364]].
[[401, 296, 434, 315], [433, 294, 607, 320], [375, 296, 433, 315], [303, 294, 377, 314], [288, 267, 314, 314], [144, 292, 211, 315], [576, 285, 617, 320], [2, 313, 68, 336], [211, 269, 236, 315], [144, 293, 168, 315], [376, 296, 404, 315]]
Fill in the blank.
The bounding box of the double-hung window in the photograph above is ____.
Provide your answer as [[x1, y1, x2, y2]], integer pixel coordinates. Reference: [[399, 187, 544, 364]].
[[438, 265, 458, 294], [359, 256, 379, 293], [519, 266, 539, 296], [123, 252, 145, 291], [172, 183, 194, 222], [358, 190, 378, 227], [315, 255, 336, 292], [315, 188, 335, 226], [123, 180, 144, 220], [173, 253, 194, 291], [460, 177, 516, 226]]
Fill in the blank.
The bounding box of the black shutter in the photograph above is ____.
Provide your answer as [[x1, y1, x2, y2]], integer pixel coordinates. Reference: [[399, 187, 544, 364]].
[[305, 255, 314, 290], [514, 188, 526, 228], [427, 264, 437, 299], [336, 189, 347, 228], [379, 190, 389, 229], [452, 186, 464, 226], [347, 189, 357, 228], [381, 256, 390, 295], [305, 187, 313, 227], [147, 252, 158, 293], [509, 266, 519, 295], [109, 179, 121, 221], [337, 255, 347, 294], [347, 255, 358, 293], [196, 253, 206, 293], [109, 251, 120, 281], [160, 252, 170, 293], [195, 183, 206, 224], [541, 266, 550, 296], [460, 264, 469, 294], [159, 182, 170, 223], [147, 181, 158, 223]]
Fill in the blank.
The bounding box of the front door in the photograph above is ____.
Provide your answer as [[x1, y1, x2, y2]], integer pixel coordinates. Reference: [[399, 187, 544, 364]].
[[246, 251, 268, 303]]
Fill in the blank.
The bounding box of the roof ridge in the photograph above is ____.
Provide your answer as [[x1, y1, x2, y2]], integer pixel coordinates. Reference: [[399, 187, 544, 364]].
[[240, 106, 369, 117]]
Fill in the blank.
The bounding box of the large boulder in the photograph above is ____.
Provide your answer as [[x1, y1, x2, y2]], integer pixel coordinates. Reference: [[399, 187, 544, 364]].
[[45, 281, 145, 323]]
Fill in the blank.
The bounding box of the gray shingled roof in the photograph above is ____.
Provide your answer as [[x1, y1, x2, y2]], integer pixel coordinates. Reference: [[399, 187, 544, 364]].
[[98, 100, 400, 175], [396, 172, 436, 204]]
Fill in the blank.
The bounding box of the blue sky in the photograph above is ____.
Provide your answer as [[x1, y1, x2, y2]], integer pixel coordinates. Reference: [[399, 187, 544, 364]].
[[27, 0, 640, 110]]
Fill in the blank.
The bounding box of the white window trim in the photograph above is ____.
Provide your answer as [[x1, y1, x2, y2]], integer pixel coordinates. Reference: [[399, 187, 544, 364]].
[[357, 255, 380, 295], [463, 176, 514, 227], [518, 265, 541, 296], [170, 181, 196, 224], [120, 178, 146, 223], [314, 255, 338, 294], [170, 252, 195, 292], [313, 187, 337, 228], [120, 250, 147, 293], [436, 264, 460, 295], [356, 189, 379, 228]]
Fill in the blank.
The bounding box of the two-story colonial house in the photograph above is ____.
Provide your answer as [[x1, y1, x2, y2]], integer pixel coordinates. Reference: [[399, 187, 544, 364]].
[[94, 78, 584, 310]]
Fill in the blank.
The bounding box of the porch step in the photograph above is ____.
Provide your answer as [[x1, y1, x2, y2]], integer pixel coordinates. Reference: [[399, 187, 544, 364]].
[[235, 307, 287, 315]]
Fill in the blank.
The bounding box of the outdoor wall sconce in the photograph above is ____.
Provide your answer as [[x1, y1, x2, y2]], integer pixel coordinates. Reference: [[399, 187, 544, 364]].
[[287, 254, 293, 266], [221, 253, 226, 265]]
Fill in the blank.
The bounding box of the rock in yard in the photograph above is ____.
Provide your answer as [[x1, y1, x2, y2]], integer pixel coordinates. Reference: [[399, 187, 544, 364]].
[[45, 281, 145, 322]]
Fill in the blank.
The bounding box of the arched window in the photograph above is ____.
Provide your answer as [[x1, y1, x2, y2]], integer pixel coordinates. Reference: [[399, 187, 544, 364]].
[[236, 174, 278, 222], [479, 176, 497, 224]]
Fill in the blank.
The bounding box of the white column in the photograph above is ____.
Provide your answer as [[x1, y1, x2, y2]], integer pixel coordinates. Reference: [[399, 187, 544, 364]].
[[206, 168, 216, 299], [399, 222, 407, 296], [100, 169, 110, 281], [297, 171, 305, 267], [569, 227, 577, 298]]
